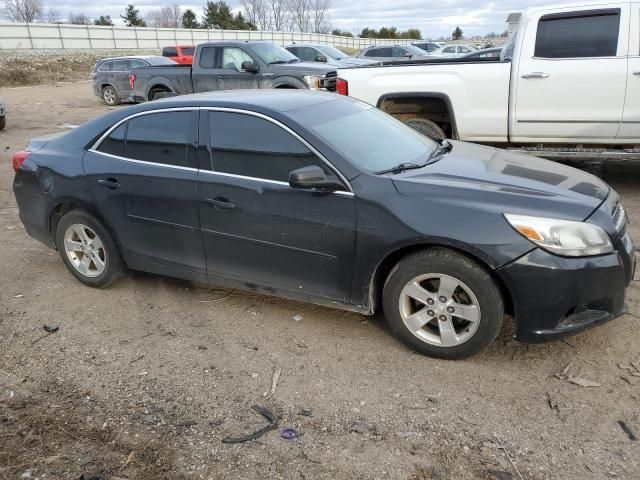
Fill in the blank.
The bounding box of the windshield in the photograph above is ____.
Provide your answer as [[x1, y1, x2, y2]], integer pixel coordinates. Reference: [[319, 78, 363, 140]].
[[250, 43, 299, 64], [316, 45, 348, 60], [405, 45, 428, 56], [294, 99, 438, 173]]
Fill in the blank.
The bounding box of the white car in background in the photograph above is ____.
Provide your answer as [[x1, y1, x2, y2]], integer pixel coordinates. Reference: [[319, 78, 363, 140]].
[[431, 44, 478, 58], [0, 98, 5, 130]]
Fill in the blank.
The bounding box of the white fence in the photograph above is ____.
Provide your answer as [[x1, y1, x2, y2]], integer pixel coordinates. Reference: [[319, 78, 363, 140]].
[[0, 23, 412, 50]]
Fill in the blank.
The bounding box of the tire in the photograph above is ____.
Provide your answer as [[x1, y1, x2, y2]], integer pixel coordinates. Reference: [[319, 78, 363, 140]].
[[150, 90, 175, 101], [403, 118, 446, 139], [54, 209, 125, 288], [0, 116, 5, 131], [102, 85, 120, 106], [382, 248, 504, 359]]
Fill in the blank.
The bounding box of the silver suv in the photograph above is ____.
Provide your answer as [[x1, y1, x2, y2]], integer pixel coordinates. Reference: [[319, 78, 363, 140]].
[[357, 44, 429, 62]]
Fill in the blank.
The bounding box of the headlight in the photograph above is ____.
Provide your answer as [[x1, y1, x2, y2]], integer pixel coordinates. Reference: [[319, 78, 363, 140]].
[[504, 214, 613, 257], [303, 75, 322, 90]]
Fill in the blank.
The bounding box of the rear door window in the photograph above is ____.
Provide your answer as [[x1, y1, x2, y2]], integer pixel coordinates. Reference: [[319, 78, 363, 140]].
[[97, 111, 196, 167], [442, 46, 456, 53], [534, 9, 621, 58], [112, 59, 130, 72], [199, 46, 219, 68], [207, 111, 332, 183], [391, 47, 407, 57]]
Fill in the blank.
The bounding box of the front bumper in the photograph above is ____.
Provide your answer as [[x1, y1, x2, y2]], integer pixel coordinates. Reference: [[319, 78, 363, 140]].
[[497, 245, 634, 343]]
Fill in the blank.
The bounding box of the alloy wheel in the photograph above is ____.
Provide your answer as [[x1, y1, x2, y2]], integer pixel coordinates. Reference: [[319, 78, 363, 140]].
[[398, 273, 481, 347], [63, 223, 106, 278]]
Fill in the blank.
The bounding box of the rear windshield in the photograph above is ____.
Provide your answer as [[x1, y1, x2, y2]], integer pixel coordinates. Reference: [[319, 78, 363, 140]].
[[147, 57, 178, 65], [291, 99, 437, 173]]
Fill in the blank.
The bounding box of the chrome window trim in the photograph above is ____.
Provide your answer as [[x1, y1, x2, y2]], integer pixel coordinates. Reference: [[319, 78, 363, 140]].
[[88, 106, 354, 196]]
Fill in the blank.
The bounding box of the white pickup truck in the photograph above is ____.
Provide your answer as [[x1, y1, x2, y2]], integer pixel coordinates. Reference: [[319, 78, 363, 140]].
[[336, 1, 640, 161]]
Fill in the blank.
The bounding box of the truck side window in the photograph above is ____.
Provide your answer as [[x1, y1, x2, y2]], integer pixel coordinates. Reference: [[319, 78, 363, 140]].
[[163, 47, 178, 57], [208, 112, 332, 183], [199, 46, 218, 69], [534, 9, 620, 58], [221, 47, 254, 71]]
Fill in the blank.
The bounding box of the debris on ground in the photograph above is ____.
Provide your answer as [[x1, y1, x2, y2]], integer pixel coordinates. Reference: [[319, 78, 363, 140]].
[[567, 377, 601, 387], [176, 420, 198, 427], [265, 367, 281, 399], [221, 405, 277, 444], [280, 426, 299, 440], [618, 420, 639, 441], [495, 436, 524, 480], [488, 470, 513, 480], [13, 294, 24, 298], [240, 343, 258, 350], [554, 363, 571, 379], [293, 315, 303, 322], [43, 324, 59, 333], [350, 420, 373, 433], [297, 408, 312, 417]]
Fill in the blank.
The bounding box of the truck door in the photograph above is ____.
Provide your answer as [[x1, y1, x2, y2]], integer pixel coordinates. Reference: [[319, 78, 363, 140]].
[[619, 4, 640, 140], [512, 5, 628, 141], [192, 46, 221, 93]]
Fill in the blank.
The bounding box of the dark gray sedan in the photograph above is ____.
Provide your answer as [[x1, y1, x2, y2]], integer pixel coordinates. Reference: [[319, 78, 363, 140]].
[[12, 91, 636, 359], [92, 55, 176, 106]]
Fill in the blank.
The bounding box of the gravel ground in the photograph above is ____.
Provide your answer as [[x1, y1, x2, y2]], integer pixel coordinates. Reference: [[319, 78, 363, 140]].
[[0, 81, 639, 480]]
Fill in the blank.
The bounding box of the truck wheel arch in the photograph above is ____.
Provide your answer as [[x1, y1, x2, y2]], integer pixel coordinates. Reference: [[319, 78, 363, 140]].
[[377, 92, 459, 139], [148, 84, 175, 101], [272, 76, 306, 89]]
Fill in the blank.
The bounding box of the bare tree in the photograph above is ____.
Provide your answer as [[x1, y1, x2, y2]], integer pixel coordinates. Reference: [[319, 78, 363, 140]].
[[270, 0, 289, 31], [1, 0, 43, 22], [68, 12, 91, 24], [242, 0, 269, 30], [45, 8, 60, 23], [288, 0, 311, 32], [310, 0, 329, 33], [146, 4, 182, 28]]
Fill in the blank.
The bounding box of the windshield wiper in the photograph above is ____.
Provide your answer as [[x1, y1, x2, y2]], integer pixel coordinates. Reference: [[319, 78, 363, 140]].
[[373, 139, 453, 175], [268, 60, 288, 64], [286, 58, 300, 63], [373, 162, 424, 175]]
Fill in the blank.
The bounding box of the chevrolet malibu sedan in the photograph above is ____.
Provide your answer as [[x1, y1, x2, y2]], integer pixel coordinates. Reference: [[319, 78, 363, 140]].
[[12, 91, 637, 359]]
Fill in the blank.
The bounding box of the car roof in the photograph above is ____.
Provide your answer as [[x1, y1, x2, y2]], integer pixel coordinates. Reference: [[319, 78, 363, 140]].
[[97, 55, 164, 62]]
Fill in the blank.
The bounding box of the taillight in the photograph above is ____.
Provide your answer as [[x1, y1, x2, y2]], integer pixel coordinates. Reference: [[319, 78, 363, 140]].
[[12, 150, 30, 173], [336, 78, 348, 96], [129, 73, 136, 89]]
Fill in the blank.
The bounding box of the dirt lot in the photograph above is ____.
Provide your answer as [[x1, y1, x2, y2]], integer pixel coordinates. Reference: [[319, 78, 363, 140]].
[[0, 81, 639, 480]]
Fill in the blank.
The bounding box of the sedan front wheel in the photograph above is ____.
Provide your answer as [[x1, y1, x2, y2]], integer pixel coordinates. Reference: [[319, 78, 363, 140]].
[[382, 248, 504, 359]]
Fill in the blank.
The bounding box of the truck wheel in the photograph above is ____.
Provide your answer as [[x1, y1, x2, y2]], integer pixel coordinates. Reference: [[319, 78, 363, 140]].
[[382, 248, 504, 359], [102, 86, 120, 106], [0, 116, 5, 131], [404, 118, 445, 139], [150, 90, 176, 101]]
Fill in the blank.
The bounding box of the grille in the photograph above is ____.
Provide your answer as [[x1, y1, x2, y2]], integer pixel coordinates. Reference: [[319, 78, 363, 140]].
[[321, 71, 337, 91]]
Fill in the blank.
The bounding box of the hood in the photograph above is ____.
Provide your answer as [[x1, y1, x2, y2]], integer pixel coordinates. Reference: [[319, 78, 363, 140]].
[[275, 61, 336, 75], [392, 141, 609, 221]]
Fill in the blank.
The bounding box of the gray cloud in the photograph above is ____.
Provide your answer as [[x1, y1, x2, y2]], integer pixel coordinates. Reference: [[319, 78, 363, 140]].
[[43, 0, 549, 38]]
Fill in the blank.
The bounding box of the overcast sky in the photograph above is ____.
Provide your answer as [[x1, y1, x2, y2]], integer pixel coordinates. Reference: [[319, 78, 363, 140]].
[[43, 1, 549, 38]]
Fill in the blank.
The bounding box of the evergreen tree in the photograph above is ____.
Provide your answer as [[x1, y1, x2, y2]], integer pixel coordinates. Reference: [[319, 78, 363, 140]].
[[182, 9, 200, 28], [94, 15, 114, 26], [121, 4, 146, 27], [452, 26, 463, 40]]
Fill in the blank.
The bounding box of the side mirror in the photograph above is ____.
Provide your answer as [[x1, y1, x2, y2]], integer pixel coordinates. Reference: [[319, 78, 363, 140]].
[[289, 165, 343, 191], [241, 61, 258, 73], [403, 53, 412, 58], [315, 54, 327, 63]]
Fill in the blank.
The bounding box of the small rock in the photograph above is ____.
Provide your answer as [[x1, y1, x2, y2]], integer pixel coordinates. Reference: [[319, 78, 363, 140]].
[[43, 324, 59, 333], [350, 420, 372, 434], [176, 420, 198, 427], [142, 414, 159, 425], [197, 345, 208, 350], [297, 408, 312, 417], [488, 471, 513, 480], [78, 456, 92, 466]]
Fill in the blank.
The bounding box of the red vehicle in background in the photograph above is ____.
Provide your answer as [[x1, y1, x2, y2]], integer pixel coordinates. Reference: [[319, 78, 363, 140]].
[[161, 45, 195, 65]]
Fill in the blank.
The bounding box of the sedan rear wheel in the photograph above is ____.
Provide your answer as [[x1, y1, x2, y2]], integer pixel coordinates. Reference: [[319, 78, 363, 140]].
[[102, 86, 120, 106], [382, 248, 504, 359], [55, 209, 125, 288]]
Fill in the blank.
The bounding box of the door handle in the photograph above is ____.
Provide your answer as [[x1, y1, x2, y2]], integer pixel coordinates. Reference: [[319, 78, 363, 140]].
[[205, 197, 235, 211], [521, 72, 549, 79], [97, 178, 121, 190], [217, 75, 228, 79], [633, 70, 640, 76]]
